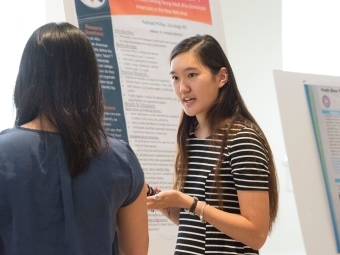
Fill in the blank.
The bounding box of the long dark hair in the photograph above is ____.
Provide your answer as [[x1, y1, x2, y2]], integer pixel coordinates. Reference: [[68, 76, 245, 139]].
[[14, 22, 107, 177], [170, 34, 278, 232]]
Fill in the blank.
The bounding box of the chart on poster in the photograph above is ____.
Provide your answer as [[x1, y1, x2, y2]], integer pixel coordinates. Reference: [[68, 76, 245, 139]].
[[63, 0, 225, 239]]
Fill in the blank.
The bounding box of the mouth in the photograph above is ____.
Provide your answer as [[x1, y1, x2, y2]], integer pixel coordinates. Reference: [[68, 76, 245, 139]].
[[183, 98, 195, 103]]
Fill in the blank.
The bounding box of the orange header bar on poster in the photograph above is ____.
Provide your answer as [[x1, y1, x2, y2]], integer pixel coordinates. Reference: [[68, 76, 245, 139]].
[[109, 0, 212, 25]]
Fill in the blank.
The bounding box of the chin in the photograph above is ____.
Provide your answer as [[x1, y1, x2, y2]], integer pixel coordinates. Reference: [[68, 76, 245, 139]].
[[183, 111, 196, 117]]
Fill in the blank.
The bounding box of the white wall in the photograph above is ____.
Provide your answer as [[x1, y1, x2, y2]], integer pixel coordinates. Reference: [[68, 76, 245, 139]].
[[282, 1, 340, 76], [0, 0, 47, 132], [221, 1, 306, 254]]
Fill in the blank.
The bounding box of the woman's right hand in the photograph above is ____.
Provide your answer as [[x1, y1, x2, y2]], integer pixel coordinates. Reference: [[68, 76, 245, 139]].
[[147, 190, 183, 226], [146, 190, 182, 210]]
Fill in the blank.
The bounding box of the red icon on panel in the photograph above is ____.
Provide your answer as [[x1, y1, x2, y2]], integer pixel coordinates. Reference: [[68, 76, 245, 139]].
[[322, 95, 330, 108]]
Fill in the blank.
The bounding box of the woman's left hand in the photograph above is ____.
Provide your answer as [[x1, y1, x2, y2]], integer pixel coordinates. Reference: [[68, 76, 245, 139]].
[[147, 190, 183, 210]]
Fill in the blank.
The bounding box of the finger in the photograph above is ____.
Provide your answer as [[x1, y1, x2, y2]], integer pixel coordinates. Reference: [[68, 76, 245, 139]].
[[147, 202, 159, 210], [146, 192, 163, 202], [147, 203, 154, 210], [146, 196, 156, 202]]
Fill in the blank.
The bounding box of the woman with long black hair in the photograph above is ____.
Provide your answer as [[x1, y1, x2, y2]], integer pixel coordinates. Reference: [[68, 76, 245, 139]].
[[0, 22, 148, 255]]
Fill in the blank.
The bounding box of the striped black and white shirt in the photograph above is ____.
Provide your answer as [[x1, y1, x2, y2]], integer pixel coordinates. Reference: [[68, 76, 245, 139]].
[[175, 122, 269, 255]]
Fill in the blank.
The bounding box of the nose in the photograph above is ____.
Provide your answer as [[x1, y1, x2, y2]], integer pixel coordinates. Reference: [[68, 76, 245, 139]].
[[179, 80, 190, 93]]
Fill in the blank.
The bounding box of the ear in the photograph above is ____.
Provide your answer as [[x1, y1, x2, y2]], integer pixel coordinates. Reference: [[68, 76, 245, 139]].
[[218, 67, 228, 88]]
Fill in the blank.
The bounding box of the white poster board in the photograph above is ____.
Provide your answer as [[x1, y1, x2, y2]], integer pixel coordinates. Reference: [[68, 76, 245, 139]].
[[273, 70, 340, 255], [305, 84, 340, 253], [63, 1, 225, 254]]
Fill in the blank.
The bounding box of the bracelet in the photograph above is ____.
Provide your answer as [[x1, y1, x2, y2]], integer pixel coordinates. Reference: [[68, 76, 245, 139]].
[[184, 196, 198, 215], [199, 202, 207, 223], [146, 184, 161, 196]]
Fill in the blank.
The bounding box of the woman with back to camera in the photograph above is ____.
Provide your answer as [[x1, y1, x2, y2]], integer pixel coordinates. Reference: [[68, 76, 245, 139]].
[[0, 22, 148, 255], [147, 35, 279, 254]]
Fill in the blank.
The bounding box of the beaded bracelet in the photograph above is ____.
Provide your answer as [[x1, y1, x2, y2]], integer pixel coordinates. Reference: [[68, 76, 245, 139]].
[[199, 202, 207, 223]]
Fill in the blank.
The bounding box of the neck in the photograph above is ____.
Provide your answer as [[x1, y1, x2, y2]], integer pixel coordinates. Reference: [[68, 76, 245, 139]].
[[195, 122, 210, 139], [195, 117, 233, 138], [21, 116, 57, 132]]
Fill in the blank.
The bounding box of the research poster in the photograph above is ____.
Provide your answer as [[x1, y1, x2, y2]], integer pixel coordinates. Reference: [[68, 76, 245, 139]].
[[64, 0, 225, 239], [305, 84, 340, 252]]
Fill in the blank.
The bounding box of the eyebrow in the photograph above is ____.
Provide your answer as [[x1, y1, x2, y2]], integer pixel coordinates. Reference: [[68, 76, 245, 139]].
[[169, 67, 199, 75]]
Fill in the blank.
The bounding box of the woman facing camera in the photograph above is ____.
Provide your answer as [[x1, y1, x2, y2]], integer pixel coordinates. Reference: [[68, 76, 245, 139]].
[[0, 22, 148, 255], [147, 35, 279, 254]]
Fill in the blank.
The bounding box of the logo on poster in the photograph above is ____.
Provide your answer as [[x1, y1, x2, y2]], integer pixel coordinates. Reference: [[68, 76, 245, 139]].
[[322, 95, 330, 108], [80, 0, 106, 9]]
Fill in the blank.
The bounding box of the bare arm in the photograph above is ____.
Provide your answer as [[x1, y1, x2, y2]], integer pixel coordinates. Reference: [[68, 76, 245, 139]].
[[147, 189, 269, 250], [193, 190, 269, 250], [147, 190, 196, 226], [117, 182, 149, 255], [147, 190, 186, 226], [158, 207, 180, 225]]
